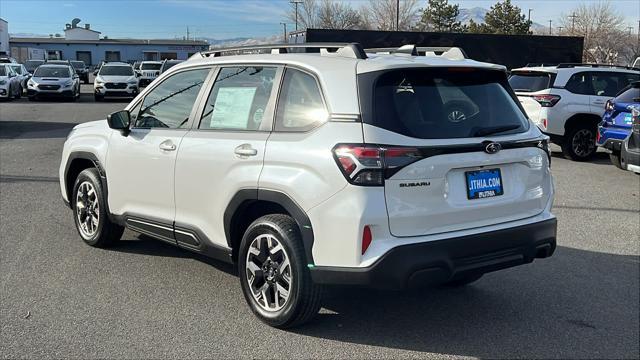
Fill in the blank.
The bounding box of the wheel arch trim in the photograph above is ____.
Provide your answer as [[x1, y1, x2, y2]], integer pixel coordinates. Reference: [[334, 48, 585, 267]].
[[224, 189, 315, 264]]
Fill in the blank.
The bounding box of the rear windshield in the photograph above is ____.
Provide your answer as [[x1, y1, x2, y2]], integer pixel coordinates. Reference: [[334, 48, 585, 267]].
[[141, 63, 161, 70], [34, 66, 70, 78], [359, 68, 528, 139], [615, 83, 640, 103], [99, 66, 133, 76], [509, 72, 553, 92]]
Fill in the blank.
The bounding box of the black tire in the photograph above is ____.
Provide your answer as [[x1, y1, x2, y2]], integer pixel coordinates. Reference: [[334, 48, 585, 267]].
[[610, 152, 624, 169], [441, 273, 483, 287], [14, 86, 21, 99], [94, 94, 103, 102], [72, 168, 124, 247], [28, 95, 36, 101], [561, 124, 598, 161], [238, 214, 322, 328]]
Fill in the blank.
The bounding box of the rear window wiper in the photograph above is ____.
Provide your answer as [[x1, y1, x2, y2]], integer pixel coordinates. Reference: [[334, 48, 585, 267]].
[[473, 125, 521, 137]]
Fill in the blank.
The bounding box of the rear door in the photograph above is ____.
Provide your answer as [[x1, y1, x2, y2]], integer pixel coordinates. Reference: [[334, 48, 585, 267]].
[[173, 65, 282, 250], [359, 67, 552, 237]]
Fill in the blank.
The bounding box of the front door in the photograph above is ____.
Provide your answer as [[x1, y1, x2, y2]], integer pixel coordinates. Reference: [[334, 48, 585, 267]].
[[106, 67, 212, 226], [174, 65, 282, 249]]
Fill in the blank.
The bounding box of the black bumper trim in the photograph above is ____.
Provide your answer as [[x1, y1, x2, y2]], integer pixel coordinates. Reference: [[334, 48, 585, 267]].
[[601, 138, 624, 152], [310, 218, 557, 289]]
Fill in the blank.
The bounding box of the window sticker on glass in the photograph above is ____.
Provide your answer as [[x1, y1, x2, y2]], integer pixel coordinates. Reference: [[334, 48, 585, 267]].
[[209, 87, 257, 129]]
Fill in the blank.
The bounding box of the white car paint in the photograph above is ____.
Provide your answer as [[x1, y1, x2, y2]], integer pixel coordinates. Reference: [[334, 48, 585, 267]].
[[60, 49, 556, 271]]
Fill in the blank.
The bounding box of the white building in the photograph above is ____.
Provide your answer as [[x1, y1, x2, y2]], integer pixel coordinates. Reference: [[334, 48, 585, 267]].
[[64, 23, 101, 41], [0, 18, 9, 56]]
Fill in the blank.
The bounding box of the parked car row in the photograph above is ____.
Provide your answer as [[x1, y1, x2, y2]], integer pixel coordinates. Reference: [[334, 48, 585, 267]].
[[509, 63, 640, 173]]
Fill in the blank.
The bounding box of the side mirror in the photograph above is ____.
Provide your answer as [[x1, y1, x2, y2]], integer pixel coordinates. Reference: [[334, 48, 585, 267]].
[[136, 72, 141, 77], [93, 70, 98, 76], [107, 110, 131, 134]]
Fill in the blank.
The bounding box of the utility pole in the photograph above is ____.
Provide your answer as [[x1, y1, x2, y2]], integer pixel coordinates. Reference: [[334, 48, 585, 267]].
[[548, 20, 552, 35], [568, 12, 577, 34], [396, 0, 400, 31], [280, 22, 287, 43], [558, 26, 563, 35], [186, 26, 189, 41], [290, 0, 303, 32], [528, 9, 532, 34]]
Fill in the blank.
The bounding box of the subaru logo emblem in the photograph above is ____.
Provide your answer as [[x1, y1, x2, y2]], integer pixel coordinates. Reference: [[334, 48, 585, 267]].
[[484, 142, 502, 154]]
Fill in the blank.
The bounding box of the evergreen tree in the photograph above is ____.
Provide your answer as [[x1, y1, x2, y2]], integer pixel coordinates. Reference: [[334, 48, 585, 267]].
[[415, 0, 463, 32], [483, 0, 531, 34]]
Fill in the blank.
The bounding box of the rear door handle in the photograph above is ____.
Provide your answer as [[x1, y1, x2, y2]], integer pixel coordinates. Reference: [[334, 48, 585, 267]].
[[234, 144, 258, 157], [159, 140, 176, 151]]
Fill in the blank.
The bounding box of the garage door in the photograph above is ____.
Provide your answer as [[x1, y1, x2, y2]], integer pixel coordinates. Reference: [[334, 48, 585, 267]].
[[77, 51, 92, 65]]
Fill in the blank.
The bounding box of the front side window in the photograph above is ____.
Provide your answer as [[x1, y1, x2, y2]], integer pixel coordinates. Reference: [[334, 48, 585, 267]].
[[10, 65, 24, 75], [275, 69, 327, 132], [358, 68, 528, 139], [135, 68, 209, 129], [199, 66, 277, 131], [591, 72, 621, 97], [0, 66, 6, 76]]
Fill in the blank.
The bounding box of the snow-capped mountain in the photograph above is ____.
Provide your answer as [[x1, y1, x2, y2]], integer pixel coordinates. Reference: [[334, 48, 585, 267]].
[[457, 7, 545, 31]]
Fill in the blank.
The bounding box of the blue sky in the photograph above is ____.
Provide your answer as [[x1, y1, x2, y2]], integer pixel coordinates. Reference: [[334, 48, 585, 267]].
[[1, 0, 638, 40]]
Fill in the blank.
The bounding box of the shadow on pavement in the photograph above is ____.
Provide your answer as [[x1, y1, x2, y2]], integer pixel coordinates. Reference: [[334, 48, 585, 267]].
[[0, 121, 75, 139]]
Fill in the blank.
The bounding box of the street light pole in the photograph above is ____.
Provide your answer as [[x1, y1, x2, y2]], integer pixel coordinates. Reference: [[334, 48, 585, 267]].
[[280, 22, 287, 43], [528, 9, 532, 34], [396, 0, 400, 31], [548, 20, 552, 35], [290, 0, 303, 32]]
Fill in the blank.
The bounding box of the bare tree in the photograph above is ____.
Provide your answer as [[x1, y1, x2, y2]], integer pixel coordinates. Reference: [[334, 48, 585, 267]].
[[558, 2, 627, 63], [362, 0, 419, 31], [286, 0, 320, 30], [318, 0, 364, 30]]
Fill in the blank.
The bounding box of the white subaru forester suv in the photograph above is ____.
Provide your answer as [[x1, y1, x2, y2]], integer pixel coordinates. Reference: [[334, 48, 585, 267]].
[[60, 43, 557, 328], [510, 64, 639, 161]]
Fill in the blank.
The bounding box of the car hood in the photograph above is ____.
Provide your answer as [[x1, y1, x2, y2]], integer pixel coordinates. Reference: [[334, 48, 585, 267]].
[[31, 76, 71, 84], [73, 119, 109, 130], [98, 75, 136, 82]]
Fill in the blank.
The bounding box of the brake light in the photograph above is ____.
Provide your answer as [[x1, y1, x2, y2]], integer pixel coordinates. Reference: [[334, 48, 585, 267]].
[[333, 144, 422, 186], [362, 226, 372, 255], [532, 94, 561, 107]]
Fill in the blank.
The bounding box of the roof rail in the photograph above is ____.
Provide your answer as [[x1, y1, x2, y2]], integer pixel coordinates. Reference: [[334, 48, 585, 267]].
[[557, 63, 639, 70], [365, 45, 467, 60], [196, 43, 367, 60]]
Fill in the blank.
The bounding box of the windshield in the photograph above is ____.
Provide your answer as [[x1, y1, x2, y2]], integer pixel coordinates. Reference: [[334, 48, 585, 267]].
[[10, 65, 24, 75], [71, 61, 86, 69], [34, 66, 71, 78], [141, 63, 161, 70], [509, 72, 554, 92], [359, 68, 528, 139], [99, 66, 134, 76], [25, 60, 45, 71]]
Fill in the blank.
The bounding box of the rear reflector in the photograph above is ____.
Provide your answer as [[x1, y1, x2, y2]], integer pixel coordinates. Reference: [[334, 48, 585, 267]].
[[362, 226, 372, 255]]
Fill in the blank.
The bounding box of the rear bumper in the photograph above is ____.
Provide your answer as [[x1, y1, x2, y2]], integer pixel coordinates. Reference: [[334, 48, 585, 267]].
[[310, 218, 557, 289], [597, 126, 630, 149]]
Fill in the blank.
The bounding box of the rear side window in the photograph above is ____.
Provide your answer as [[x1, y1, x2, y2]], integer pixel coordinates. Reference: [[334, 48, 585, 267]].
[[275, 68, 327, 132], [509, 72, 553, 92], [359, 68, 528, 139], [199, 66, 277, 131], [564, 72, 592, 95], [135, 68, 209, 129]]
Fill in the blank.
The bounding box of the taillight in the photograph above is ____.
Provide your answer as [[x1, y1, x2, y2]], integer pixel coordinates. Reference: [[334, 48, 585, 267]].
[[532, 94, 561, 107], [333, 144, 423, 186]]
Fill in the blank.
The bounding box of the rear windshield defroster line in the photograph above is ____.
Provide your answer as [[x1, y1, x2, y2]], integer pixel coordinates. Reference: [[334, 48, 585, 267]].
[[358, 68, 529, 139]]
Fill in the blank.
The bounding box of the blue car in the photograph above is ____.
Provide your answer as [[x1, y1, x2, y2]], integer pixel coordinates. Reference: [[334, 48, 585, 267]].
[[597, 81, 640, 168]]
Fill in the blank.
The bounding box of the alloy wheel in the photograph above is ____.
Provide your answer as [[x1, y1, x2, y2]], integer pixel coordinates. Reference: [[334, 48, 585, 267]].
[[245, 234, 293, 312], [572, 129, 595, 158], [75, 181, 100, 238]]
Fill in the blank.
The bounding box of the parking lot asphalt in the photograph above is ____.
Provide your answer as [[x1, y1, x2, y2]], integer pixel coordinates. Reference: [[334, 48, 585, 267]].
[[1, 83, 639, 359]]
